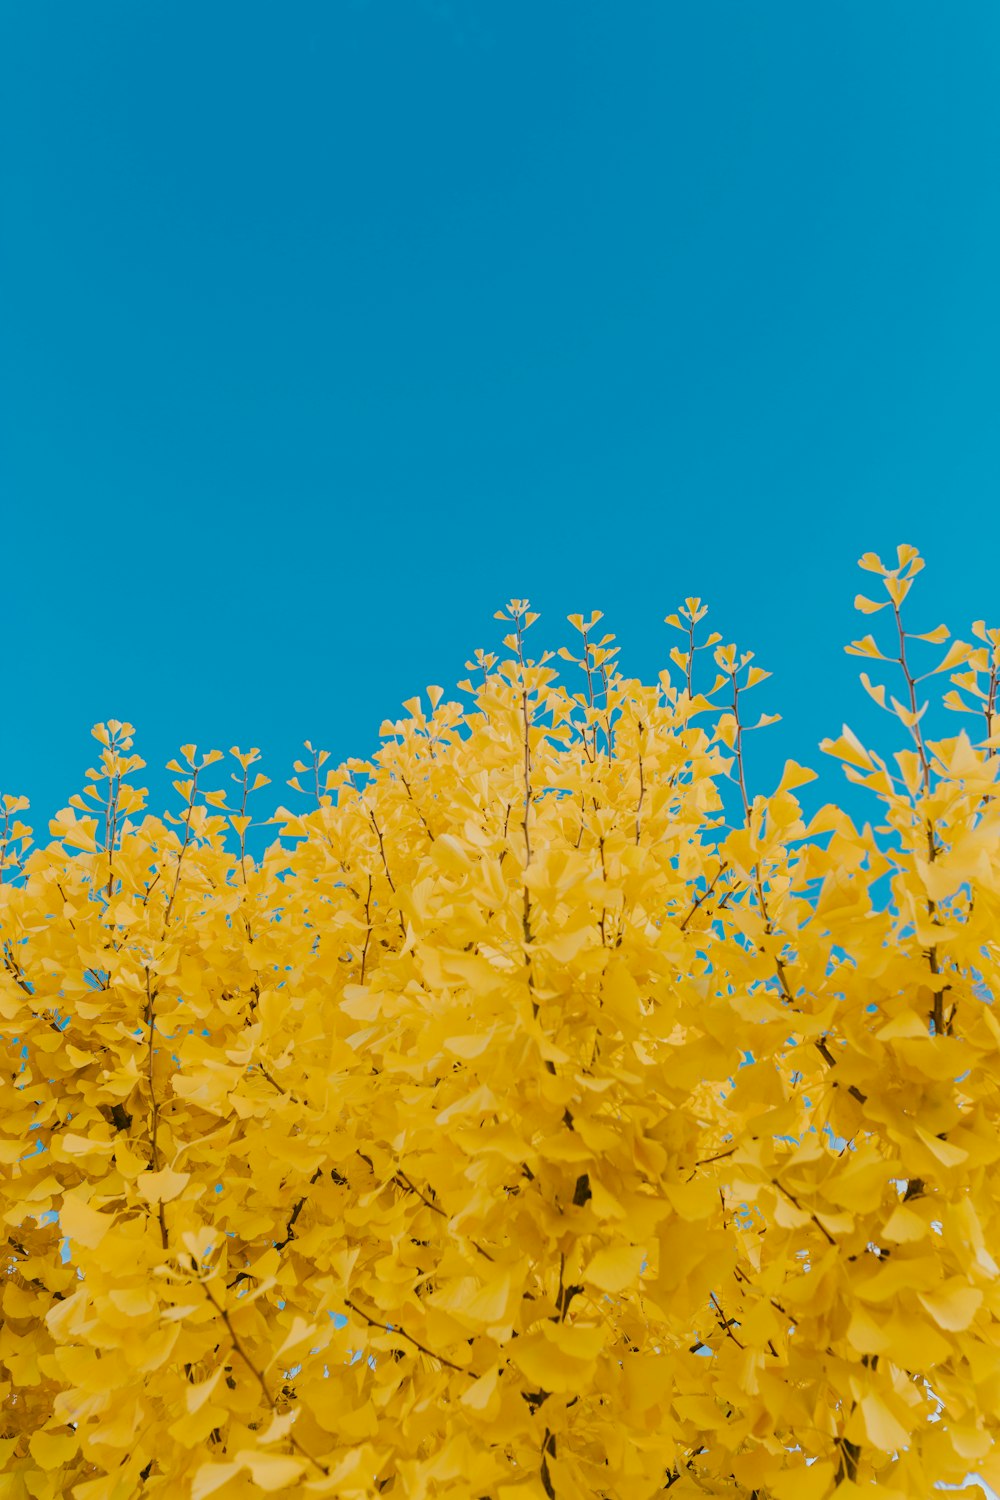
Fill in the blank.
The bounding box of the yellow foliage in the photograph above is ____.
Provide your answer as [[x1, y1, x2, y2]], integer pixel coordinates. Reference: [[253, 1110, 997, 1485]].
[[1, 558, 1000, 1497]]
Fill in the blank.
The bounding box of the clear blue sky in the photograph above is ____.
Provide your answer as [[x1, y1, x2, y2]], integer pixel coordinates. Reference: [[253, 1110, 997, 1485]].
[[2, 1, 999, 831]]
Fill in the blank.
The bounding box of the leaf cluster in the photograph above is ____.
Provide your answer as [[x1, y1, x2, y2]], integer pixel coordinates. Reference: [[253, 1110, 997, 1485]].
[[2, 548, 1000, 1498]]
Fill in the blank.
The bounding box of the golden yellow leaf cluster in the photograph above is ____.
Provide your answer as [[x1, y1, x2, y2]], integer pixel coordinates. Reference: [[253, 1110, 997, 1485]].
[[2, 548, 1000, 1498]]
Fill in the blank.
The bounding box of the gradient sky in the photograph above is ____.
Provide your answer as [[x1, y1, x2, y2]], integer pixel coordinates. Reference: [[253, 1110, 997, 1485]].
[[2, 1, 999, 836]]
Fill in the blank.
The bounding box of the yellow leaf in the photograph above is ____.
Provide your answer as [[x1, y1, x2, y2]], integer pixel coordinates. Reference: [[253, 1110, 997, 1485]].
[[889, 693, 926, 729], [28, 1429, 79, 1469], [927, 639, 975, 675], [48, 811, 98, 850], [510, 1336, 592, 1394], [103, 1289, 157, 1331], [820, 726, 874, 771], [881, 1204, 927, 1242], [584, 1244, 645, 1294], [588, 1179, 626, 1220], [861, 1391, 910, 1452], [883, 1311, 952, 1369], [271, 1314, 318, 1365], [59, 1192, 111, 1250], [845, 635, 890, 660], [135, 1167, 190, 1204], [846, 1305, 888, 1355], [950, 1423, 993, 1462], [663, 1177, 718, 1221], [770, 1462, 835, 1499], [918, 1281, 983, 1331], [912, 623, 950, 643], [238, 1452, 306, 1490], [876, 1011, 928, 1041], [186, 1367, 225, 1414], [60, 1133, 114, 1157], [854, 594, 889, 614], [885, 574, 912, 606], [465, 1270, 514, 1324], [915, 1126, 968, 1168], [859, 671, 887, 709], [774, 760, 817, 795], [460, 1364, 499, 1410], [540, 927, 593, 963], [444, 1032, 493, 1060], [545, 1322, 607, 1360], [191, 1462, 241, 1500]]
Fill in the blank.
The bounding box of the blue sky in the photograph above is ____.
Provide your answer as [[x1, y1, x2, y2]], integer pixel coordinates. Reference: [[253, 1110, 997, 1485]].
[[2, 1, 999, 831]]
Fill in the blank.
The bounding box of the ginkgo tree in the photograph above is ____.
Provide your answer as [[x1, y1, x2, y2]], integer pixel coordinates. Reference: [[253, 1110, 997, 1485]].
[[2, 545, 1000, 1500]]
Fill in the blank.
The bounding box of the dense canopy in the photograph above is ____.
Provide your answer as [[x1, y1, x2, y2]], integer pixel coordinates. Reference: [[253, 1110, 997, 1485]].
[[2, 546, 1000, 1498]]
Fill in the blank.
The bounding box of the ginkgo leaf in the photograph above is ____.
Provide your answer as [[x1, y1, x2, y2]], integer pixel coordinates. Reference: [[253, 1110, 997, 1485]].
[[191, 1462, 241, 1500], [465, 1270, 514, 1323], [583, 1244, 646, 1294], [845, 634, 890, 660], [460, 1365, 499, 1410], [59, 1192, 112, 1249], [914, 1126, 968, 1167], [270, 1314, 319, 1365], [846, 1304, 888, 1355], [59, 1133, 115, 1156], [912, 622, 950, 643], [860, 1391, 911, 1452], [854, 594, 889, 614], [883, 1312, 952, 1369], [237, 1452, 306, 1489], [28, 1429, 79, 1469], [819, 725, 875, 770], [135, 1167, 191, 1204], [543, 1323, 607, 1360], [773, 759, 818, 795], [918, 1282, 983, 1331], [926, 638, 975, 675], [859, 672, 887, 709], [769, 1462, 835, 1499], [880, 1204, 927, 1242], [185, 1367, 225, 1415], [509, 1340, 577, 1393]]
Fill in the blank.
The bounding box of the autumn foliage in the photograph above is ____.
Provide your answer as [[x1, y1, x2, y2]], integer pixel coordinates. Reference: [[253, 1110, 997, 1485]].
[[3, 546, 1000, 1499]]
